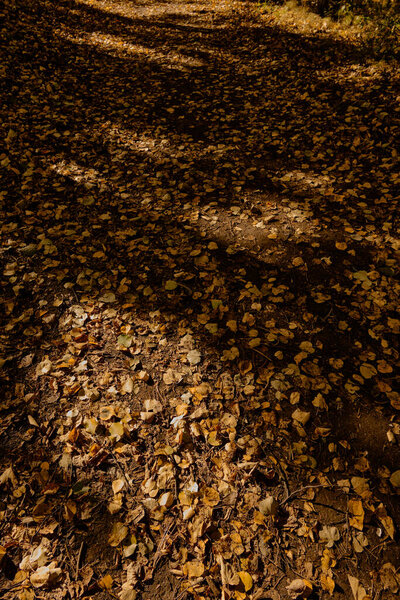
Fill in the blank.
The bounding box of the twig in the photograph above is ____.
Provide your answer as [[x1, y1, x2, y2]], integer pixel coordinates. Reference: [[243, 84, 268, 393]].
[[280, 484, 327, 505], [217, 555, 227, 600], [0, 578, 28, 598], [272, 574, 285, 590], [260, 445, 290, 500], [75, 541, 85, 580], [296, 499, 346, 514], [147, 518, 177, 581], [251, 347, 272, 361]]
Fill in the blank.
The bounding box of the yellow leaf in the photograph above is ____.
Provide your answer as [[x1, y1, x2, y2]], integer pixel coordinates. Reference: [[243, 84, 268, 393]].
[[321, 574, 335, 595], [183, 561, 204, 578], [227, 320, 237, 332], [238, 571, 253, 592], [112, 479, 125, 495], [390, 470, 400, 488], [207, 431, 222, 447], [360, 364, 377, 379], [321, 548, 335, 573], [99, 574, 113, 590], [375, 503, 395, 539], [108, 522, 128, 546], [313, 393, 328, 410], [292, 257, 304, 267], [109, 421, 124, 441], [335, 241, 347, 250], [202, 487, 220, 507], [99, 406, 115, 421], [348, 499, 364, 530]]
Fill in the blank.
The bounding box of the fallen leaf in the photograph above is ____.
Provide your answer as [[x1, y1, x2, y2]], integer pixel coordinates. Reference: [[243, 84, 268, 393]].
[[187, 349, 201, 365], [319, 525, 340, 548], [108, 522, 129, 547], [348, 575, 370, 600], [348, 499, 364, 530], [202, 487, 220, 507], [30, 563, 62, 588], [119, 583, 137, 600], [99, 574, 113, 590], [238, 571, 253, 592], [390, 470, 400, 488], [258, 495, 278, 517], [286, 578, 313, 598], [183, 561, 204, 578]]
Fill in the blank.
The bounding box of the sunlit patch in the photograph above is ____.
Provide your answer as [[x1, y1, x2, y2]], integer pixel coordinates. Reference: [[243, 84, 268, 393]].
[[194, 201, 317, 260], [280, 169, 334, 192], [100, 123, 169, 155], [49, 159, 103, 187], [59, 29, 206, 70], [76, 0, 230, 21]]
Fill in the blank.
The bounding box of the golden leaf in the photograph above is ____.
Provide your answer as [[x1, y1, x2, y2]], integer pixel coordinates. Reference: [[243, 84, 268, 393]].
[[99, 574, 113, 590], [183, 560, 204, 578], [202, 487, 220, 507], [238, 571, 253, 592], [108, 522, 128, 547], [320, 574, 335, 595], [348, 499, 364, 530]]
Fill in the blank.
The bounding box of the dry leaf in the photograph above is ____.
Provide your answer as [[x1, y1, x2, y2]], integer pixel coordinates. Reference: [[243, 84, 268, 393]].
[[35, 357, 52, 377], [99, 574, 113, 590], [119, 583, 137, 600], [30, 563, 62, 588], [286, 578, 313, 598], [319, 525, 340, 548], [292, 409, 310, 426], [348, 575, 370, 600], [112, 479, 125, 495], [187, 349, 201, 365], [99, 406, 115, 421], [258, 496, 278, 517], [0, 467, 17, 487], [183, 561, 204, 578], [348, 499, 364, 530], [202, 487, 220, 507], [108, 522, 129, 547], [238, 571, 253, 592], [389, 470, 400, 488]]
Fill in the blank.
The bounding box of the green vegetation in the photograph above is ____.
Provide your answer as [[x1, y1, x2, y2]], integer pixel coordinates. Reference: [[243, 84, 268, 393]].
[[264, 0, 400, 58]]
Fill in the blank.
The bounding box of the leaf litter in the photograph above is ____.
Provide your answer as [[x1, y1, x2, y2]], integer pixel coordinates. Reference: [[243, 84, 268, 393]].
[[0, 0, 399, 599]]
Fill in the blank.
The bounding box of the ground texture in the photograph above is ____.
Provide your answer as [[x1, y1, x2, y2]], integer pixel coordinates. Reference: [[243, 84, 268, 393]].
[[0, 0, 400, 599]]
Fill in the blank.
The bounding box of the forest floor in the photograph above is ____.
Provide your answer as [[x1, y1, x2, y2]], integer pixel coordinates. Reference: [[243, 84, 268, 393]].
[[1, 0, 400, 599]]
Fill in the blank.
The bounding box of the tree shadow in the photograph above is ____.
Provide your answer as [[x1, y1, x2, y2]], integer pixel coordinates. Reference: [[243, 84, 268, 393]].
[[1, 0, 399, 596]]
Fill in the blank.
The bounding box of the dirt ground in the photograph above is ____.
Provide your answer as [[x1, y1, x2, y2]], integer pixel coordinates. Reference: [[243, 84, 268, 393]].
[[0, 0, 399, 599]]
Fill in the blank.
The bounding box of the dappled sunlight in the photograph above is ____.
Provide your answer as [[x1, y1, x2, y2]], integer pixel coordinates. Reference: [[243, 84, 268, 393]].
[[100, 123, 172, 155], [60, 29, 207, 68], [50, 158, 104, 186], [1, 0, 400, 598], [76, 0, 233, 20]]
